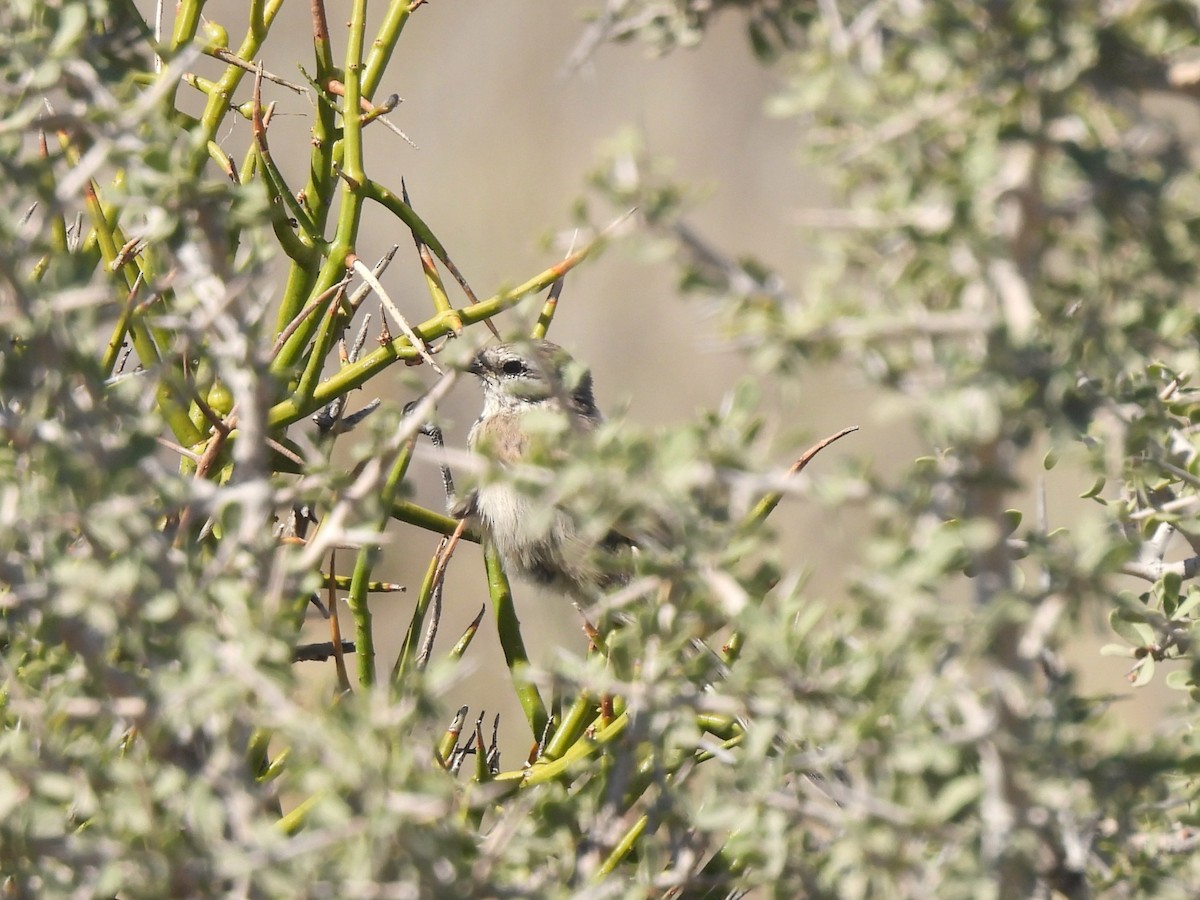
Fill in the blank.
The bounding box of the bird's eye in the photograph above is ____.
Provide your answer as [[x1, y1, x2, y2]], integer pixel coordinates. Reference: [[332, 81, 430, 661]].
[[501, 359, 527, 376]]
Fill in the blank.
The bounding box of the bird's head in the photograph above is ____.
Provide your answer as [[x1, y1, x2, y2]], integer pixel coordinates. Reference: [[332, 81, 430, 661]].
[[467, 339, 600, 424]]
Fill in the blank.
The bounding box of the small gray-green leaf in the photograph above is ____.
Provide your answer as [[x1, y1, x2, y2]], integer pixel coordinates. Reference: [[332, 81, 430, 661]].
[[930, 775, 981, 822], [1080, 476, 1106, 499], [1172, 588, 1200, 622], [1165, 669, 1194, 691], [1131, 657, 1156, 687], [1109, 609, 1155, 646]]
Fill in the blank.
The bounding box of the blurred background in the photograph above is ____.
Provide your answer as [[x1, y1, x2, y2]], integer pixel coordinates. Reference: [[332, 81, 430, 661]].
[[178, 1, 1166, 755]]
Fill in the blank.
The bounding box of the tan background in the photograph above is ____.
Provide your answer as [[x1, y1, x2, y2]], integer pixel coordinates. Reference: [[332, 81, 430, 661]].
[[177, 2, 1172, 759]]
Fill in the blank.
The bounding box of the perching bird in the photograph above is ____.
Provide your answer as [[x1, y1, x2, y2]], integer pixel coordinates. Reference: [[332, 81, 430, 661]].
[[455, 339, 629, 600]]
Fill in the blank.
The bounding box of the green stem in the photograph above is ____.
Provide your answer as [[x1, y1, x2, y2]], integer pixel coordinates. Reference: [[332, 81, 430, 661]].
[[496, 713, 630, 787], [324, 574, 404, 592], [346, 546, 377, 688], [273, 0, 338, 335], [364, 179, 472, 277], [693, 732, 744, 765], [256, 142, 322, 249], [485, 547, 548, 740], [390, 500, 467, 538], [361, 2, 413, 99], [721, 630, 744, 665], [340, 0, 369, 187], [266, 235, 608, 428], [348, 437, 417, 687], [79, 177, 200, 445], [596, 814, 648, 877], [392, 548, 442, 684], [542, 691, 599, 761], [187, 0, 287, 176], [268, 245, 351, 376], [435, 706, 467, 766], [270, 0, 369, 377], [169, 0, 205, 50], [447, 605, 486, 660], [272, 259, 322, 356], [294, 298, 344, 403], [246, 727, 273, 778], [276, 792, 320, 835]]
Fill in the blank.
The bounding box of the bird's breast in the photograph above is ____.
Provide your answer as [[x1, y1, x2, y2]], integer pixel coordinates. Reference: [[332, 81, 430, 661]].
[[467, 413, 529, 464]]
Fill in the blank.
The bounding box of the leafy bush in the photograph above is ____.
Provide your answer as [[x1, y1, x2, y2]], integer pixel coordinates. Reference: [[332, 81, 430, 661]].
[[4, 1, 1200, 897]]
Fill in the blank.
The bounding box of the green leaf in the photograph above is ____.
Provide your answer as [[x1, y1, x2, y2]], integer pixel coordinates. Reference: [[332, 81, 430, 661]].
[[1156, 571, 1183, 615], [930, 774, 981, 822], [1080, 476, 1106, 499], [1108, 609, 1155, 647], [1164, 669, 1194, 691], [1171, 587, 1200, 622], [1131, 657, 1157, 688]]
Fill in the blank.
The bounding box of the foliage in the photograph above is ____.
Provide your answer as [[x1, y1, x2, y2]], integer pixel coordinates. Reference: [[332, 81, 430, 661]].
[[5, 0, 1200, 898], [580, 0, 1200, 894]]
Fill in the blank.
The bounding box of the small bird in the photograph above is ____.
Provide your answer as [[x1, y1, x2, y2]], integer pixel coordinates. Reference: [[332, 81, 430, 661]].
[[456, 339, 626, 600]]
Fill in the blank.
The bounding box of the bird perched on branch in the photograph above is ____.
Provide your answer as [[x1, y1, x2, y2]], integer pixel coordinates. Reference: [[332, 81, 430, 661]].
[[455, 339, 630, 600]]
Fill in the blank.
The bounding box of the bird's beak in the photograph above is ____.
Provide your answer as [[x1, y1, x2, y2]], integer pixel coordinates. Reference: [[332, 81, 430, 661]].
[[466, 351, 485, 376]]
